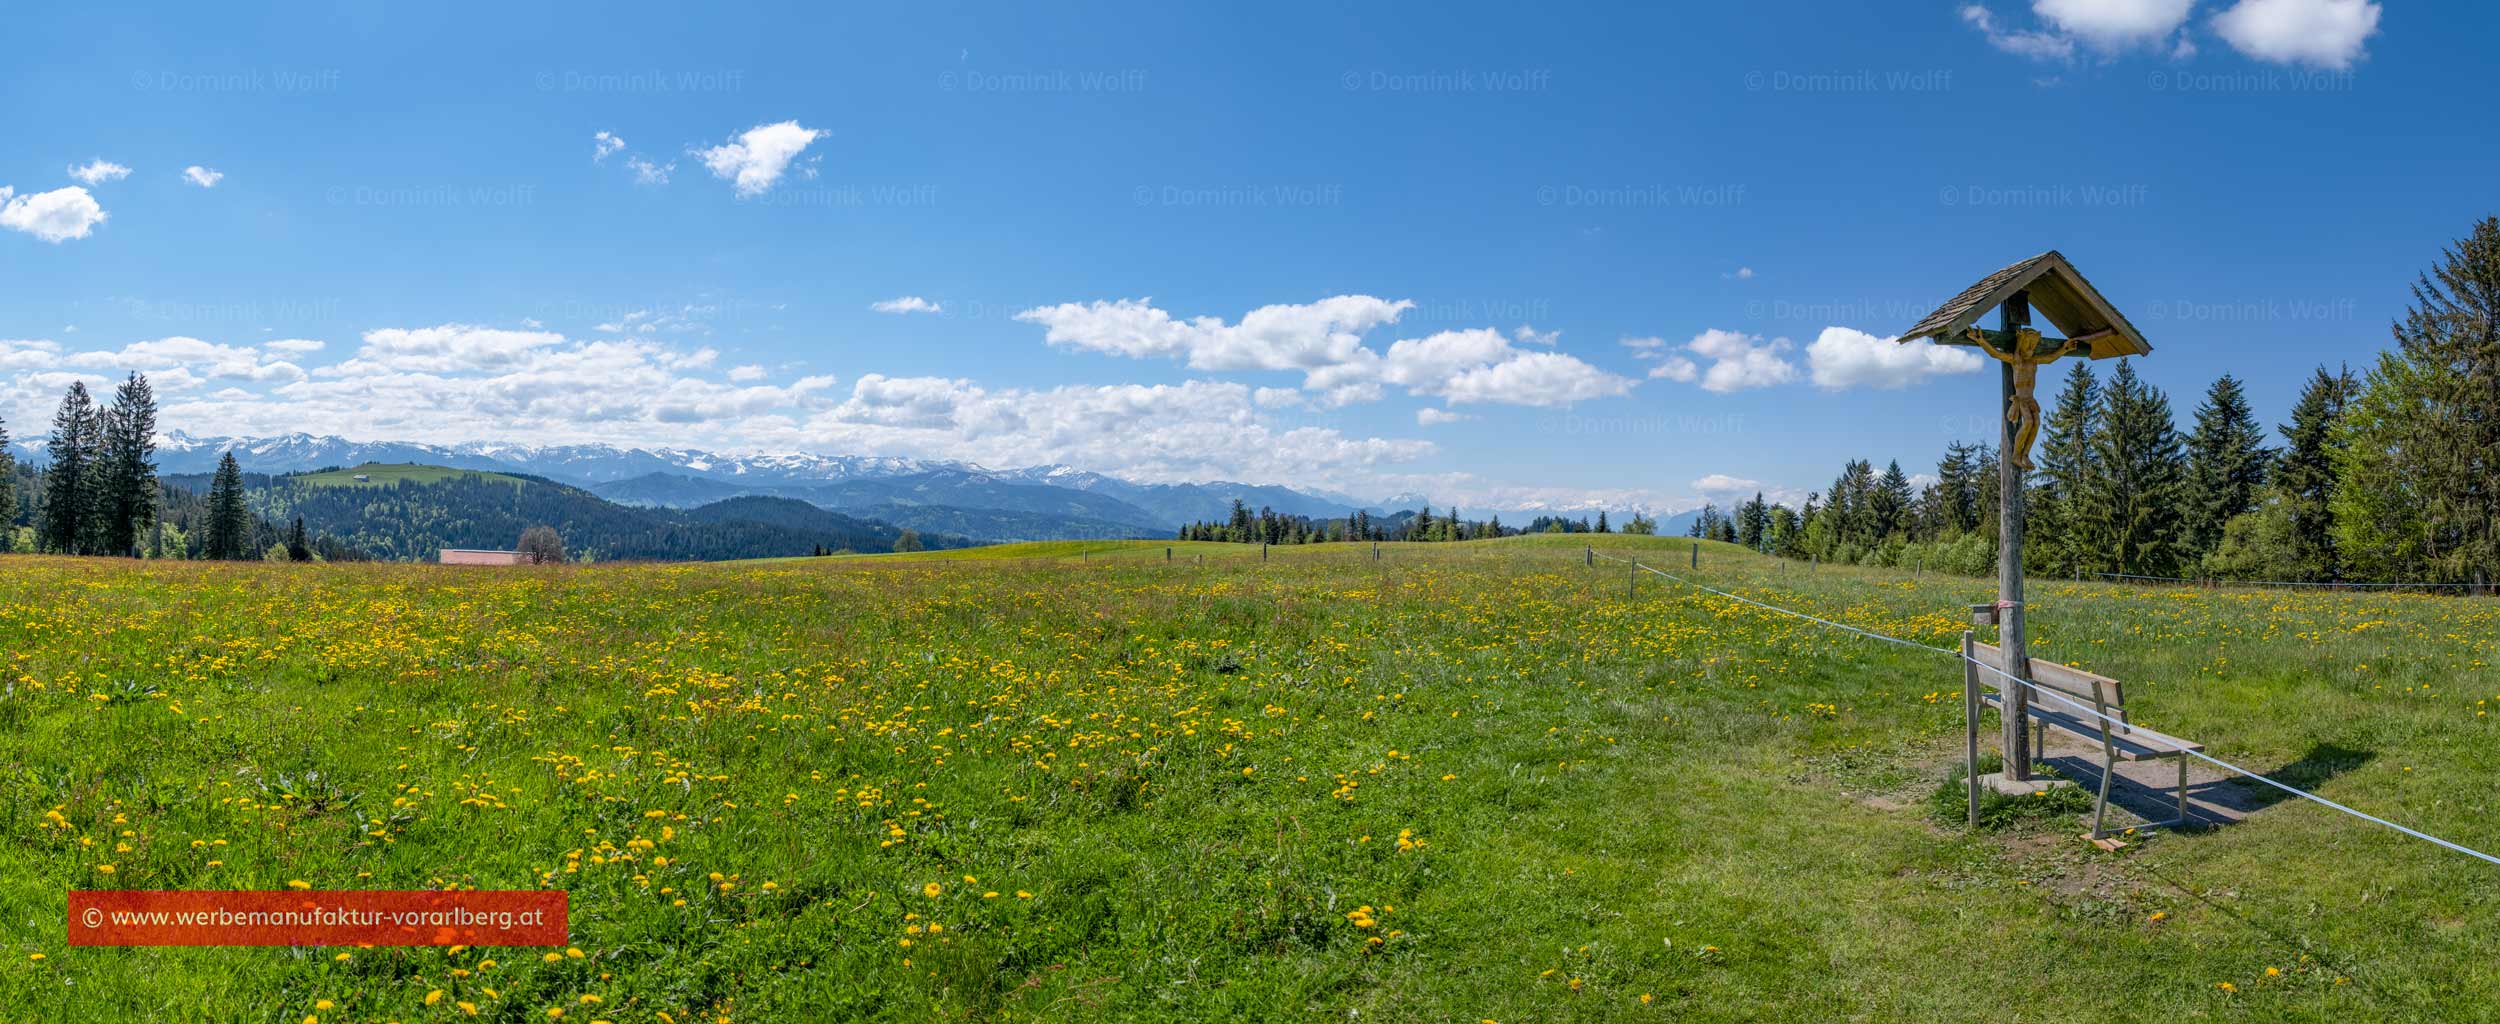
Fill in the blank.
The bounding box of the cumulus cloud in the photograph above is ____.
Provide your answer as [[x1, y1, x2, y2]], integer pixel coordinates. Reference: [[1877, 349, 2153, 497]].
[[1415, 407, 1472, 426], [2212, 0, 2380, 68], [1, 186, 108, 243], [182, 166, 224, 188], [727, 364, 767, 382], [264, 338, 326, 354], [1677, 329, 1799, 393], [1020, 295, 1631, 408], [871, 296, 943, 315], [593, 130, 626, 162], [336, 324, 567, 374], [68, 160, 132, 185], [1806, 327, 1985, 390], [1726, 266, 1755, 281], [694, 120, 824, 197], [2033, 0, 2194, 51], [1647, 357, 1699, 382], [1961, 5, 2080, 61]]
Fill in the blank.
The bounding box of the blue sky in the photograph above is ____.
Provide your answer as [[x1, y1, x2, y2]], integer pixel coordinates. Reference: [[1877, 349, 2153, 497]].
[[1, 0, 2484, 512]]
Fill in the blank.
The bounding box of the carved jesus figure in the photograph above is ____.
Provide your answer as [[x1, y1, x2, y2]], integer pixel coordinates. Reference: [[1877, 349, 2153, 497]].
[[1964, 326, 2080, 472]]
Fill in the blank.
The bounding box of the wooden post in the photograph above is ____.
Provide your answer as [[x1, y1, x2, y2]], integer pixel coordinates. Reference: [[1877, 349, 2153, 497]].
[[1261, 542, 1268, 562], [1997, 291, 2034, 781], [1690, 542, 1698, 569], [1963, 631, 1982, 826], [1628, 559, 1638, 599], [1372, 541, 1379, 561], [1166, 546, 1172, 562], [1585, 545, 1592, 567]]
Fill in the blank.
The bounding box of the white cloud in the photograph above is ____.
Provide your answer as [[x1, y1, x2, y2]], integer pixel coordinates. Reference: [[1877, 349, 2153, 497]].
[[1019, 295, 1630, 409], [68, 160, 132, 185], [0, 185, 108, 243], [1018, 295, 1411, 372], [1805, 327, 1985, 390], [693, 120, 824, 197], [2033, 0, 2194, 51], [1693, 473, 1764, 496], [593, 130, 626, 162], [337, 324, 566, 374], [182, 166, 224, 188], [0, 338, 65, 371], [1416, 407, 1472, 426], [627, 158, 674, 186], [1679, 329, 1799, 393], [871, 296, 943, 315], [264, 338, 326, 354], [1647, 356, 1699, 382], [1961, 4, 2081, 61], [2212, 0, 2380, 68], [1252, 386, 1303, 409], [1726, 266, 1755, 280], [727, 364, 767, 382]]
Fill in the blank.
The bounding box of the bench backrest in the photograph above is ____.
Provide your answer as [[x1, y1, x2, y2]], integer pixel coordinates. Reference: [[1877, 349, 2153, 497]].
[[1971, 640, 2130, 729]]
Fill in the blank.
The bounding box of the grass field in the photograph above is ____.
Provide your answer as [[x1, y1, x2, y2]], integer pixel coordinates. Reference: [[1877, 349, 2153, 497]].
[[4, 536, 2498, 1022], [288, 463, 533, 489]]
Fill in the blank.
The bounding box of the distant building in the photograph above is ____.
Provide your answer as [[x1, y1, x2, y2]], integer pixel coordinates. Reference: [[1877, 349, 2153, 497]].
[[351, 474, 370, 482], [440, 548, 525, 566]]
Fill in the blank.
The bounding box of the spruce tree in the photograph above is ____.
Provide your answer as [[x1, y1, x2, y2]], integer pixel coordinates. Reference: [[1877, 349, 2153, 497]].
[[204, 451, 250, 559], [0, 414, 13, 550], [2277, 366, 2356, 580], [2083, 360, 2187, 575], [1594, 511, 1610, 534], [39, 383, 104, 554], [2376, 216, 2500, 587], [1872, 461, 1912, 540], [287, 516, 312, 562], [2180, 374, 2272, 563], [98, 372, 159, 557], [2033, 362, 2101, 575]]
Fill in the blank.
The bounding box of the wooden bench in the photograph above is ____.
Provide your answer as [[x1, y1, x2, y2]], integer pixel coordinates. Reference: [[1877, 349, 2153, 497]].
[[1971, 639, 2203, 836]]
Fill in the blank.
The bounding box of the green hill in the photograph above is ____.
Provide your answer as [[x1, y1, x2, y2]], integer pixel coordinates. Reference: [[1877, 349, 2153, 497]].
[[290, 462, 530, 489]]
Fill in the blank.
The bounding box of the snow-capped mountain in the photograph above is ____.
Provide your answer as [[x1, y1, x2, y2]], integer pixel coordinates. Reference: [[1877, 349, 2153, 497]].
[[141, 432, 968, 485]]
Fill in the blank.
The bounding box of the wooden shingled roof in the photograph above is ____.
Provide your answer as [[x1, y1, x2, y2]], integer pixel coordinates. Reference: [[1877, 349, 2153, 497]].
[[1900, 250, 2151, 359]]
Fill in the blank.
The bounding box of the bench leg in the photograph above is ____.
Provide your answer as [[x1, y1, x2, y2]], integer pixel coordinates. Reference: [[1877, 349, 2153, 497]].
[[2177, 754, 2190, 826]]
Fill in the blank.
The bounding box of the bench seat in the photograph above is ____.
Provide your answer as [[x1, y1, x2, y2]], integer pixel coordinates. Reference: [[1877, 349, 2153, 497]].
[[1980, 692, 2204, 760]]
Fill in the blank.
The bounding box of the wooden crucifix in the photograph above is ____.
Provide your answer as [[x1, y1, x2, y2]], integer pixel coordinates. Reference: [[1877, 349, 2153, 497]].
[[1898, 252, 2151, 786]]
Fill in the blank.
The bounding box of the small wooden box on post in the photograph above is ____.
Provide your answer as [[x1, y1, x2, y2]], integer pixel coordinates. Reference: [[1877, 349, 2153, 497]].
[[1899, 251, 2150, 794]]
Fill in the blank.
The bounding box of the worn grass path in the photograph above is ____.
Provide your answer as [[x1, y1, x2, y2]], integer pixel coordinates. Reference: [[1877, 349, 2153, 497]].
[[1, 536, 2495, 1021]]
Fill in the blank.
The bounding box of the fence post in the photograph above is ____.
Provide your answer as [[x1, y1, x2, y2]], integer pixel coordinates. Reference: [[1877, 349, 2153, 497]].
[[1262, 542, 1268, 562], [1585, 545, 1592, 567], [1372, 541, 1379, 561], [1166, 546, 1172, 562], [1963, 631, 1982, 828], [1629, 559, 1638, 599], [1811, 553, 1818, 571], [1691, 542, 1698, 569]]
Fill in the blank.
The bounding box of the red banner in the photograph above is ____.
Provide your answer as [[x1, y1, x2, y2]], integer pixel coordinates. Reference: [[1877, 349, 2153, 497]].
[[68, 890, 567, 947]]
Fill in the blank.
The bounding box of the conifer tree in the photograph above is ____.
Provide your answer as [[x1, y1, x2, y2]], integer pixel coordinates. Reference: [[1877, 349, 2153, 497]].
[[287, 516, 312, 562], [98, 372, 159, 557], [39, 382, 104, 554], [2083, 360, 2186, 575], [2181, 373, 2272, 561], [204, 451, 251, 559], [1873, 461, 1913, 540], [0, 414, 13, 548], [2033, 362, 2101, 575], [2276, 365, 2356, 580]]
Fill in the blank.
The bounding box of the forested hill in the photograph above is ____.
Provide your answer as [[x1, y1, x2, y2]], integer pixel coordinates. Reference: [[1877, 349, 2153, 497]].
[[204, 468, 971, 562]]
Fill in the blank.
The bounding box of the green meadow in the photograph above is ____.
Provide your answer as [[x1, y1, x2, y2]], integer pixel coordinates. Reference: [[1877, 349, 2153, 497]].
[[2, 535, 2495, 1022]]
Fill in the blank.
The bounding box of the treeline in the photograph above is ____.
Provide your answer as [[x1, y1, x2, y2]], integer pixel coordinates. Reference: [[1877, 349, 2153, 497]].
[[1177, 501, 1661, 544], [4, 375, 362, 560], [1768, 215, 2500, 587]]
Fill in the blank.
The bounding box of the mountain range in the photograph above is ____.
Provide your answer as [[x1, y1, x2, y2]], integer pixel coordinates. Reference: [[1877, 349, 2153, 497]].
[[7, 432, 1687, 543]]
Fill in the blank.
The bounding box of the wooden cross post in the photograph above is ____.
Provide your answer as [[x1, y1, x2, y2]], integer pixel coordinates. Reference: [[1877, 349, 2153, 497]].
[[1995, 292, 2034, 780]]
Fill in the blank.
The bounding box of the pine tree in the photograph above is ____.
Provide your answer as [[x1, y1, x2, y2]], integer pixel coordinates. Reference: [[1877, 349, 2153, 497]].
[[2180, 373, 2272, 563], [204, 451, 251, 559], [286, 516, 312, 562], [1594, 511, 1610, 534], [2277, 366, 2356, 580], [98, 372, 159, 557], [39, 383, 105, 554], [2033, 362, 2101, 575], [2083, 360, 2187, 575]]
